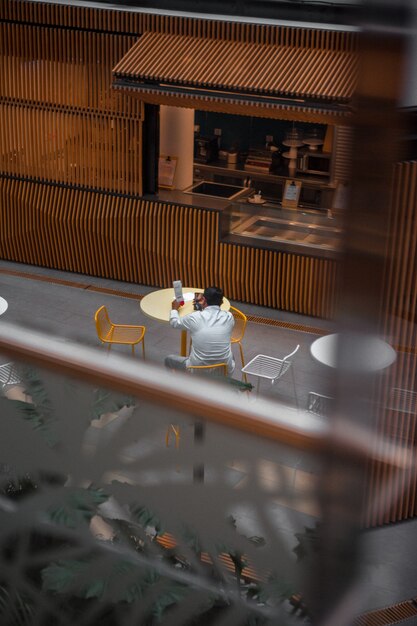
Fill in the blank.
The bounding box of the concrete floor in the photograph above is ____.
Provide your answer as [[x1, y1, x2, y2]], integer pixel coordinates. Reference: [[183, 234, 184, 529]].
[[0, 258, 416, 620]]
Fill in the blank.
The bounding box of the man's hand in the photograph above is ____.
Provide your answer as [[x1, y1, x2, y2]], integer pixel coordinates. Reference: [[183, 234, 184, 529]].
[[171, 299, 182, 310]]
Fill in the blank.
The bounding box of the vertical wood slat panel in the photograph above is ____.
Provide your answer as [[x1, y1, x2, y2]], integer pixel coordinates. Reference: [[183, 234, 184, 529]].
[[0, 104, 142, 196], [218, 243, 337, 318], [364, 161, 417, 527], [0, 176, 337, 318], [0, 0, 358, 53]]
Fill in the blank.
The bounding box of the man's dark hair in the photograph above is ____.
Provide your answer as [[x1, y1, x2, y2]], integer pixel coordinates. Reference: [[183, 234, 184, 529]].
[[203, 286, 224, 306]]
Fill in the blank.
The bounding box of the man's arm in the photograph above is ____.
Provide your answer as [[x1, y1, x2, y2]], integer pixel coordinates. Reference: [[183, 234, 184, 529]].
[[169, 300, 196, 330]]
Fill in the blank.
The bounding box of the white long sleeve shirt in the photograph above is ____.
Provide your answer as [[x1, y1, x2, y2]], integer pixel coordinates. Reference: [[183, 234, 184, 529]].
[[169, 305, 235, 374]]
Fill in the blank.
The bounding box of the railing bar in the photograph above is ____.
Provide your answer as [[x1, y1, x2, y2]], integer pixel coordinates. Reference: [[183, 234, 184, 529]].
[[0, 321, 410, 469]]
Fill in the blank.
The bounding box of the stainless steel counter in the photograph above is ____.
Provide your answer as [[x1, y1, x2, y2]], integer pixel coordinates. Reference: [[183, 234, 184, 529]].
[[146, 188, 343, 259], [220, 199, 343, 259]]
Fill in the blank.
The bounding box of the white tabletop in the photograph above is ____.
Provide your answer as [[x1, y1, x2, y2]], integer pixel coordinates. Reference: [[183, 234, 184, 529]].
[[0, 297, 8, 316], [140, 287, 230, 323], [310, 332, 396, 372]]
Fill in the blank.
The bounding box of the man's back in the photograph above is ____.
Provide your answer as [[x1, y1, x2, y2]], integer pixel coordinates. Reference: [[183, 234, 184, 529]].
[[169, 305, 235, 373], [189, 306, 234, 371], [166, 286, 235, 375]]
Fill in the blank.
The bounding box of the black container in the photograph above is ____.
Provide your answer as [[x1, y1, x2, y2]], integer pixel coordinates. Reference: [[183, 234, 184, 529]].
[[194, 136, 219, 163]]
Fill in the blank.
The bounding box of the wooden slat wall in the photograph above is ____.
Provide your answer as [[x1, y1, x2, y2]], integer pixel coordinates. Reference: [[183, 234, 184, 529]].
[[0, 104, 142, 195], [0, 179, 215, 286], [0, 177, 338, 318], [219, 243, 338, 317], [0, 0, 345, 319], [0, 0, 358, 51], [0, 14, 143, 196], [0, 23, 139, 114], [333, 125, 353, 183], [364, 161, 417, 526]]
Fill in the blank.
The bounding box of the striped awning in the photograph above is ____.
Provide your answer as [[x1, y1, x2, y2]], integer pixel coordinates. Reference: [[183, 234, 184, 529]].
[[112, 31, 358, 117]]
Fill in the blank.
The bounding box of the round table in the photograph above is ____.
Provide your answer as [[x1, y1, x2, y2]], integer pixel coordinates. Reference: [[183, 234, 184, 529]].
[[140, 287, 230, 356], [310, 332, 396, 372], [0, 297, 8, 316]]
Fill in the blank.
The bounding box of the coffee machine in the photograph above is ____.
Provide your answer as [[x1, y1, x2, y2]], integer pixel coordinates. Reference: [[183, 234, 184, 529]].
[[194, 135, 219, 163]]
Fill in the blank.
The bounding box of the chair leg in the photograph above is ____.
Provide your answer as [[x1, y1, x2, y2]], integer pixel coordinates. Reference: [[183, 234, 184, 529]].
[[238, 342, 247, 382], [142, 340, 146, 360], [132, 344, 135, 356], [166, 424, 180, 448], [291, 366, 299, 410]]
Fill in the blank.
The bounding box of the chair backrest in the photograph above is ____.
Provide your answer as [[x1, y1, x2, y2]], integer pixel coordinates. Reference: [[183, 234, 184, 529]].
[[307, 391, 333, 417], [283, 344, 300, 362], [389, 387, 417, 414], [95, 306, 112, 341], [0, 362, 21, 388], [230, 306, 247, 343], [187, 363, 227, 377], [275, 344, 300, 379]]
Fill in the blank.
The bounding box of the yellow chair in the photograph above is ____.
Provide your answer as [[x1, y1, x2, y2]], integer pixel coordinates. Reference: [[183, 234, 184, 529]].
[[230, 306, 248, 380], [166, 363, 227, 449], [94, 305, 146, 357], [187, 363, 227, 376]]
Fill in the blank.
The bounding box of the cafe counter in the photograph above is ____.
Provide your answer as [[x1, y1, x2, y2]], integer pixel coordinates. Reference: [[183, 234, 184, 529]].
[[152, 187, 341, 318]]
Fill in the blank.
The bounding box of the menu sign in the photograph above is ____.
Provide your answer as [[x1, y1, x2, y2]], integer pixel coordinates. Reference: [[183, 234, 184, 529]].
[[158, 156, 177, 189], [282, 179, 302, 208]]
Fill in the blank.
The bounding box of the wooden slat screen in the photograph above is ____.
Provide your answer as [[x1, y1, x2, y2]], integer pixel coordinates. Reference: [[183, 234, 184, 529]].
[[333, 125, 353, 183], [0, 22, 140, 116], [0, 104, 142, 195], [113, 31, 358, 103], [363, 161, 417, 526], [0, 0, 358, 51], [219, 243, 338, 317], [0, 178, 218, 287], [0, 15, 144, 195], [0, 177, 338, 318]]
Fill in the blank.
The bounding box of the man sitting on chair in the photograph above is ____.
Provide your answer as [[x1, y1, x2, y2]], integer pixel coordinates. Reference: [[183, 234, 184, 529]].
[[164, 286, 235, 374]]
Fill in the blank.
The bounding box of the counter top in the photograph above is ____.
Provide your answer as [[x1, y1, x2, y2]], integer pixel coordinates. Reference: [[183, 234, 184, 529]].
[[151, 188, 230, 212], [149, 189, 335, 217]]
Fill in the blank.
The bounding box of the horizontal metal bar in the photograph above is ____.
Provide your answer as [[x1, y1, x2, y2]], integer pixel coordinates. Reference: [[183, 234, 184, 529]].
[[0, 320, 410, 468]]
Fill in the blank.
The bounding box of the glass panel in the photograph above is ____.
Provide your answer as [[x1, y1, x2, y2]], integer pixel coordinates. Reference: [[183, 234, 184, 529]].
[[0, 355, 326, 625]]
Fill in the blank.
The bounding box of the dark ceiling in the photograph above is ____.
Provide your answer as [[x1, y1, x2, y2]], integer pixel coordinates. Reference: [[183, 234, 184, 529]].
[[91, 0, 408, 29]]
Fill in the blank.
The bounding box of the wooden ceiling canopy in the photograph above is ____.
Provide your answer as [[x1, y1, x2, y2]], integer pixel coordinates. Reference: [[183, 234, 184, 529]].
[[112, 30, 358, 120]]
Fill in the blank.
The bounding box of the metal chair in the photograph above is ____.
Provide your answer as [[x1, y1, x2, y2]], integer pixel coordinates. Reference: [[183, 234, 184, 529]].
[[0, 362, 21, 392], [388, 387, 417, 414], [307, 391, 334, 417], [241, 345, 300, 405], [230, 306, 248, 380], [94, 306, 146, 357]]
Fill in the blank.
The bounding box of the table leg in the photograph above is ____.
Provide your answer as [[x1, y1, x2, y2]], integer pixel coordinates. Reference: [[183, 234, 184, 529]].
[[180, 330, 188, 357]]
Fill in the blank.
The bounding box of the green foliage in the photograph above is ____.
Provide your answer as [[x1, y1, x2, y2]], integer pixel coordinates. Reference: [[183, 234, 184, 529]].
[[5, 367, 135, 448], [41, 556, 190, 618], [0, 584, 34, 626], [47, 486, 109, 528], [90, 388, 135, 421], [1, 367, 296, 624], [128, 503, 163, 534]]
